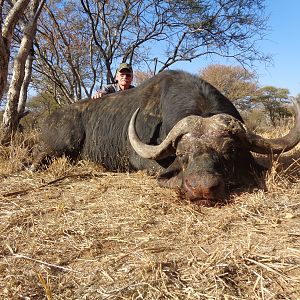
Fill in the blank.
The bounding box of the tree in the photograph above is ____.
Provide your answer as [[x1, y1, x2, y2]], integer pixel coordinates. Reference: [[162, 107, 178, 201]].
[[32, 0, 269, 105], [1, 0, 45, 145], [255, 86, 292, 127], [32, 0, 103, 106], [81, 0, 269, 80], [133, 70, 154, 86], [0, 0, 31, 102], [199, 64, 258, 110], [22, 92, 59, 129]]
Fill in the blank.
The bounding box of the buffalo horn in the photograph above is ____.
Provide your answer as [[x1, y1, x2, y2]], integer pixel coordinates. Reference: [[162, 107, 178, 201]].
[[128, 109, 204, 160]]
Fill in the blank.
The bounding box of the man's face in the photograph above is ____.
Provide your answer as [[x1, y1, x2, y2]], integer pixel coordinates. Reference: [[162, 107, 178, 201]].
[[116, 69, 133, 90]]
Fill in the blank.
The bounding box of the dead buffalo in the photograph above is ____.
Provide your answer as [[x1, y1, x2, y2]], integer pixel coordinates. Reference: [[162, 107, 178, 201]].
[[35, 70, 300, 205]]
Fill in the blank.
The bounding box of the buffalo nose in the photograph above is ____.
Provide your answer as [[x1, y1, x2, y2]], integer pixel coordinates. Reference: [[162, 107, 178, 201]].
[[184, 174, 225, 200]]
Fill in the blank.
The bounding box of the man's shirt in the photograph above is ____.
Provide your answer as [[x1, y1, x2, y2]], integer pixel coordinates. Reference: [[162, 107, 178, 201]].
[[102, 83, 135, 94]]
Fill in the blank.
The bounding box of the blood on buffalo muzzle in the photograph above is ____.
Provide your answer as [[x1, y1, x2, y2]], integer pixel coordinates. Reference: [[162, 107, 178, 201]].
[[183, 173, 225, 201]]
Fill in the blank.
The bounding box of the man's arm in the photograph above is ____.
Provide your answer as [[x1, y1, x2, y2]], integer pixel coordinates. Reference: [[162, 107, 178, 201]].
[[91, 90, 107, 99], [91, 84, 116, 99]]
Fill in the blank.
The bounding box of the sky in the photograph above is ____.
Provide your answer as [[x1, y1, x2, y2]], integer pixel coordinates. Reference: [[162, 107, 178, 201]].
[[168, 1, 300, 97], [255, 0, 300, 97]]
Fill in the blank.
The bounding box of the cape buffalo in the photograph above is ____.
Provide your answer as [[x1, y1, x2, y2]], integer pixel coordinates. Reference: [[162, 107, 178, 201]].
[[35, 70, 300, 205]]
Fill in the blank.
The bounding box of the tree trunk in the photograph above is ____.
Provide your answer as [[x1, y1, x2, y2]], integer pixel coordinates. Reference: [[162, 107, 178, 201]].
[[0, 51, 10, 103], [0, 0, 31, 102], [1, 0, 45, 145], [2, 33, 30, 144], [18, 47, 34, 116]]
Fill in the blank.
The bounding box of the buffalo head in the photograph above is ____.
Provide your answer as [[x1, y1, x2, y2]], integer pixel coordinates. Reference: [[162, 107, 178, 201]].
[[128, 99, 300, 205]]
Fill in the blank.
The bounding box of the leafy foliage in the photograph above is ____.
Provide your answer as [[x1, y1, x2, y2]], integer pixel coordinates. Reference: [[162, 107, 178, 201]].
[[255, 86, 292, 127], [200, 64, 258, 110]]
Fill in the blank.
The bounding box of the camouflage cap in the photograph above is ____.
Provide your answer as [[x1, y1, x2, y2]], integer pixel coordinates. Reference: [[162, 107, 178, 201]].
[[117, 63, 133, 73]]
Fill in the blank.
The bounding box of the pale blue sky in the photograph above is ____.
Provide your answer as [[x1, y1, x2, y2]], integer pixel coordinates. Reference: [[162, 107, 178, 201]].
[[167, 1, 300, 97], [256, 0, 300, 96]]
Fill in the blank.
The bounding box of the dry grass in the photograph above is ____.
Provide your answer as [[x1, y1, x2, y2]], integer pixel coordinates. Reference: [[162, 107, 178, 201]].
[[0, 127, 300, 300]]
